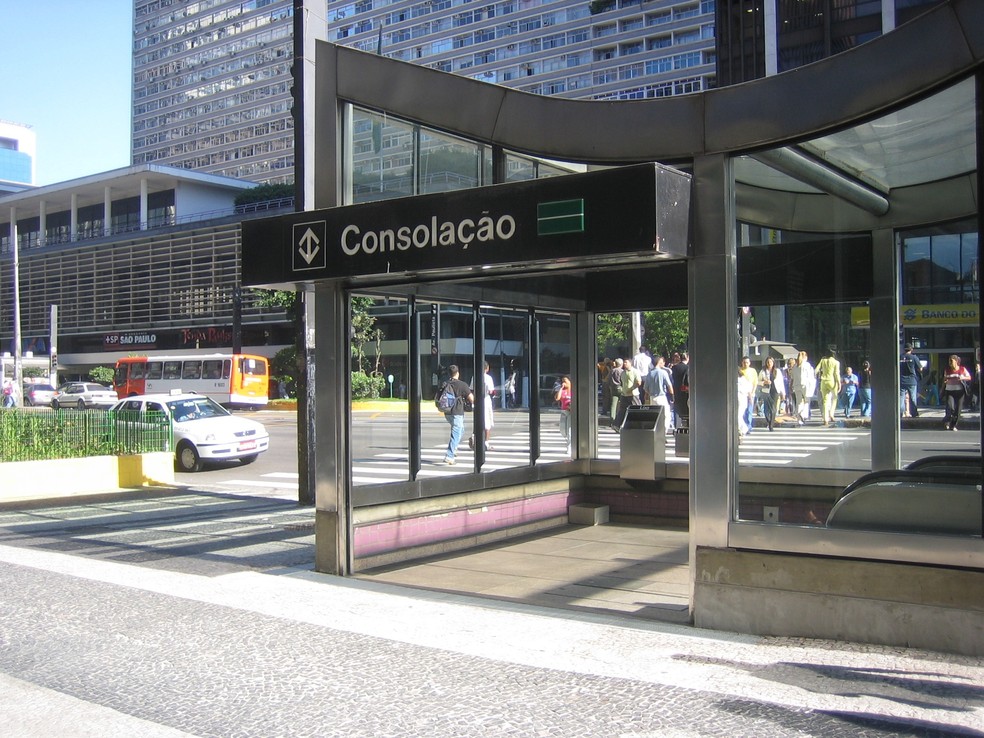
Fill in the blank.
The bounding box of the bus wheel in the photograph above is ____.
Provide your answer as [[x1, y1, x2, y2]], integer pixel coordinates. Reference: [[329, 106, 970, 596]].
[[176, 442, 203, 473], [240, 454, 258, 465]]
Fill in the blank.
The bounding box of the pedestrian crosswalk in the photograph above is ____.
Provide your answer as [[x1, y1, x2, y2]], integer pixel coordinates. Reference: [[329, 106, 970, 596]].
[[214, 424, 866, 492], [596, 424, 864, 465]]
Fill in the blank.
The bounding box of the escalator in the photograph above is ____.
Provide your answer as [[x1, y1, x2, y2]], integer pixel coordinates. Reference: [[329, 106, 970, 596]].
[[825, 456, 982, 535]]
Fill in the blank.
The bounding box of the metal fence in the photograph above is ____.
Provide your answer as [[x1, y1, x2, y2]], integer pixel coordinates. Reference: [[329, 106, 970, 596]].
[[0, 408, 173, 463]]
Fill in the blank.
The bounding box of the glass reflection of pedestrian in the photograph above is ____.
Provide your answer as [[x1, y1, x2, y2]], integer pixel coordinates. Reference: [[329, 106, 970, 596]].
[[942, 354, 972, 431], [899, 344, 922, 417], [923, 370, 939, 408], [441, 365, 473, 465], [858, 360, 873, 417], [469, 361, 495, 451], [505, 364, 517, 409], [555, 376, 572, 456], [840, 366, 859, 418]]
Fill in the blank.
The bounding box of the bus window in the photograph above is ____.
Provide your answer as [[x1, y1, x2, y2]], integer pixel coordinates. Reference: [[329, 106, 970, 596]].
[[146, 361, 163, 380], [182, 361, 202, 380], [202, 360, 223, 380], [223, 360, 231, 379], [163, 361, 182, 380], [113, 366, 127, 388], [241, 358, 267, 375], [131, 362, 146, 380]]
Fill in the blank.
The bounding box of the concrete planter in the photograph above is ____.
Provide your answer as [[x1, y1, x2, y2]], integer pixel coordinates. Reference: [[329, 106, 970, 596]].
[[0, 453, 175, 503]]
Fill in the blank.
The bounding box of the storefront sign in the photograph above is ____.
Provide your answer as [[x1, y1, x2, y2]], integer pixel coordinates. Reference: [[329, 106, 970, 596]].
[[103, 332, 157, 349], [851, 304, 979, 328]]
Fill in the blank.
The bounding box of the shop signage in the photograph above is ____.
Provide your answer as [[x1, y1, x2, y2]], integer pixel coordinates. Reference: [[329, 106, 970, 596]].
[[851, 304, 979, 328], [104, 332, 157, 349], [241, 163, 691, 288]]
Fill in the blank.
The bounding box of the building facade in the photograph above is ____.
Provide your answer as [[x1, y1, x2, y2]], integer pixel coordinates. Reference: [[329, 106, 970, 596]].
[[328, 0, 717, 101], [131, 0, 296, 184], [0, 121, 36, 193], [0, 165, 293, 377], [716, 0, 945, 85]]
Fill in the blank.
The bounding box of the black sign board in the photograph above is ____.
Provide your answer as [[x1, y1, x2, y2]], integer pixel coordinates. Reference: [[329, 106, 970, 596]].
[[241, 162, 690, 288]]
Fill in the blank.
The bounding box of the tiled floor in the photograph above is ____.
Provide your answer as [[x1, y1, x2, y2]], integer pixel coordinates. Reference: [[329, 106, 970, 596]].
[[357, 522, 692, 624]]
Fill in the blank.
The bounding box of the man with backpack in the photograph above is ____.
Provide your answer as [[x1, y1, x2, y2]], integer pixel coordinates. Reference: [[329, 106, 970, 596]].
[[437, 365, 473, 465]]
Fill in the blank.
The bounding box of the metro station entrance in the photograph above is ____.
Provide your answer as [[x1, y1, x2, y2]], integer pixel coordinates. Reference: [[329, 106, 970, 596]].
[[243, 163, 695, 591], [238, 19, 984, 653]]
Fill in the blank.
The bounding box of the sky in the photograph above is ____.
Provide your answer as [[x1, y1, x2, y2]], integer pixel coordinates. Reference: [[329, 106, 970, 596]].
[[1, 1, 133, 186]]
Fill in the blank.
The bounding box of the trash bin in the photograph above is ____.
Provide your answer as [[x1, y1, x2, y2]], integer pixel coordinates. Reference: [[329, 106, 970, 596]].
[[674, 424, 689, 458], [620, 405, 667, 480]]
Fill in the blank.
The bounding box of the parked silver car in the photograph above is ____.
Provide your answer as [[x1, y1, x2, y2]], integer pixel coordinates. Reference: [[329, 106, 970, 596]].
[[23, 383, 56, 406], [51, 382, 119, 410]]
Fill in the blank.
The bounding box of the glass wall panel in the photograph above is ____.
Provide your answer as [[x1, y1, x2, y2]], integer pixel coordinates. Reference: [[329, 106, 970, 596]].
[[420, 301, 475, 476], [350, 296, 410, 486], [899, 219, 979, 436], [349, 109, 416, 203], [418, 129, 483, 193], [736, 301, 871, 480], [731, 70, 979, 538], [595, 310, 689, 462], [537, 313, 573, 462], [476, 307, 531, 470]]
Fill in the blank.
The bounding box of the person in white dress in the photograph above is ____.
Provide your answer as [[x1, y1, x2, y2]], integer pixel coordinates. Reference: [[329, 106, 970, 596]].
[[469, 362, 496, 450]]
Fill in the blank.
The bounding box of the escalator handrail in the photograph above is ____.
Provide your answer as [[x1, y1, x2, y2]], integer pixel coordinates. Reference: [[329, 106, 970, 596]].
[[835, 468, 981, 503]]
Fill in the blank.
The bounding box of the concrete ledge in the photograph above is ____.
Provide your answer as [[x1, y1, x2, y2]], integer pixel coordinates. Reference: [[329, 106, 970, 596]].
[[694, 547, 984, 657], [0, 453, 175, 503]]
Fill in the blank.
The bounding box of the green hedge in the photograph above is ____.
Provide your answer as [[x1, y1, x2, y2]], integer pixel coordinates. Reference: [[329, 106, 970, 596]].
[[0, 409, 171, 463], [351, 372, 386, 400]]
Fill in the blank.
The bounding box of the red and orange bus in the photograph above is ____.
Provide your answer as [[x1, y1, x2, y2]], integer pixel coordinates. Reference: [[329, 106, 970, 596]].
[[113, 353, 269, 406]]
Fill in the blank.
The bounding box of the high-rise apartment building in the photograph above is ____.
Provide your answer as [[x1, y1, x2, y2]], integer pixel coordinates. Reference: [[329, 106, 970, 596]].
[[130, 1, 940, 187], [131, 1, 717, 186], [328, 0, 717, 101], [131, 0, 295, 184]]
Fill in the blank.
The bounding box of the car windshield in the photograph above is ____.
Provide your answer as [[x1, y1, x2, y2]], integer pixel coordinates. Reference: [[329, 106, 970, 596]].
[[84, 384, 108, 391], [166, 396, 229, 423]]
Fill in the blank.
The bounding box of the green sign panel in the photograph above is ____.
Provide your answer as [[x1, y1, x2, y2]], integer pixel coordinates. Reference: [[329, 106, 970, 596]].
[[537, 199, 585, 236]]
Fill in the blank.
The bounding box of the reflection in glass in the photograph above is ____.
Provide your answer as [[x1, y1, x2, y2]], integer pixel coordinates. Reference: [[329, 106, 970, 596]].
[[418, 129, 483, 194], [350, 296, 409, 487], [474, 308, 531, 471], [537, 313, 573, 462]]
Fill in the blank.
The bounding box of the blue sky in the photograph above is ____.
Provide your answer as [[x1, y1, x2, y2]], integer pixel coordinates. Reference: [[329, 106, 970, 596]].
[[1, 1, 133, 186]]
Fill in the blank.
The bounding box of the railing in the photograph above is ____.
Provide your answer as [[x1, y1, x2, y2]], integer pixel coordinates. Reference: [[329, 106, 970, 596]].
[[0, 408, 172, 463], [1, 197, 295, 255]]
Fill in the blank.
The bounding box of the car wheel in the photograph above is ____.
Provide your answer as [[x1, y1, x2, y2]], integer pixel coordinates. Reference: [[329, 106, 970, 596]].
[[25, 397, 33, 406], [51, 400, 59, 409], [77, 398, 87, 410], [176, 442, 203, 473], [240, 454, 258, 465]]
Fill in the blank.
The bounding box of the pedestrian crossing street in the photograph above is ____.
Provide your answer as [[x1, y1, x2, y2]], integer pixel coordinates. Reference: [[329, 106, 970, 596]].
[[215, 424, 865, 491]]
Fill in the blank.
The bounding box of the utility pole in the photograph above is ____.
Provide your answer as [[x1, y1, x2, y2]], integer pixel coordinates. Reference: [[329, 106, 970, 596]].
[[10, 208, 22, 406]]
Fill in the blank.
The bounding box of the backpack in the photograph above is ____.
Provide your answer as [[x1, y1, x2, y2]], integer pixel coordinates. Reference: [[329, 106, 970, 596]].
[[435, 381, 457, 413]]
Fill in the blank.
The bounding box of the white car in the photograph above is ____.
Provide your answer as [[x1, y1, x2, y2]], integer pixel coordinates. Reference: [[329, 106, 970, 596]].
[[52, 382, 119, 410], [110, 392, 270, 472]]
